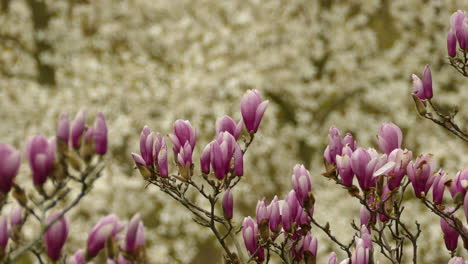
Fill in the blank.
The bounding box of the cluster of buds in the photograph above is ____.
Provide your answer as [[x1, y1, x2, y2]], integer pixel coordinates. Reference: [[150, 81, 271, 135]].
[[324, 122, 468, 255], [67, 214, 146, 263], [132, 89, 268, 184], [242, 165, 317, 263], [447, 11, 468, 58], [328, 226, 373, 264], [0, 110, 109, 262]]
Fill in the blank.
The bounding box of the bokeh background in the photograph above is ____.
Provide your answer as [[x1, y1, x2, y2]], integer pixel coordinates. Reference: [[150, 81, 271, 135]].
[[1, 0, 468, 263]]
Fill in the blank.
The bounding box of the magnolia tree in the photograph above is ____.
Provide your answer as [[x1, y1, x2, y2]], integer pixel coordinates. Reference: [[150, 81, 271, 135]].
[[0, 9, 467, 264]]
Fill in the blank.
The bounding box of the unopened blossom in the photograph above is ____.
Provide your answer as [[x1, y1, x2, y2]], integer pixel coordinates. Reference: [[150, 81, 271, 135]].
[[216, 115, 243, 139], [285, 190, 301, 221], [303, 232, 318, 257], [407, 154, 435, 198], [450, 168, 468, 199], [26, 135, 56, 186], [336, 154, 354, 186], [342, 133, 357, 151], [154, 134, 168, 177], [93, 112, 108, 155], [412, 65, 433, 101], [123, 214, 145, 254], [324, 126, 343, 164], [44, 212, 69, 261], [200, 144, 211, 174], [170, 120, 196, 153], [242, 217, 264, 261], [291, 164, 312, 204], [240, 89, 268, 133], [447, 30, 457, 57], [433, 169, 449, 205], [71, 110, 86, 149], [0, 143, 21, 193], [281, 202, 292, 232], [57, 112, 70, 144], [138, 126, 154, 166], [353, 239, 370, 264], [87, 215, 124, 258], [450, 11, 468, 51], [360, 206, 371, 228], [378, 122, 402, 155], [222, 188, 234, 220], [256, 198, 269, 225], [440, 208, 459, 251], [209, 132, 243, 179], [268, 196, 281, 233]]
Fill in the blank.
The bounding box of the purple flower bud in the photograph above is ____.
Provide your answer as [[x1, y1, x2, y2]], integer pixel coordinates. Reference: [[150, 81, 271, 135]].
[[329, 252, 338, 264], [44, 212, 69, 261], [378, 122, 402, 155], [407, 154, 435, 198], [387, 148, 412, 190], [412, 74, 426, 103], [222, 188, 234, 220], [324, 127, 343, 164], [461, 18, 468, 51], [177, 142, 193, 169], [0, 144, 21, 193], [360, 206, 371, 228], [131, 153, 146, 166], [124, 214, 145, 254], [447, 30, 457, 57], [285, 190, 301, 221], [10, 206, 23, 227], [157, 146, 168, 178], [336, 154, 354, 186], [242, 217, 261, 257], [422, 65, 433, 99], [448, 257, 466, 264], [26, 136, 56, 186], [71, 110, 86, 149], [67, 250, 85, 264], [360, 225, 373, 251], [210, 141, 225, 179], [450, 168, 468, 198], [433, 169, 449, 205], [234, 144, 243, 176], [440, 208, 459, 251], [450, 10, 466, 33], [353, 238, 370, 264], [0, 216, 9, 255], [139, 126, 154, 166], [200, 144, 211, 174], [216, 115, 243, 140], [291, 164, 312, 205], [256, 199, 269, 225], [57, 112, 70, 144], [240, 89, 269, 133], [281, 202, 292, 232], [93, 112, 108, 155], [268, 196, 281, 233], [170, 120, 196, 153], [303, 233, 317, 256], [342, 133, 356, 151], [87, 215, 124, 258], [295, 208, 310, 226]]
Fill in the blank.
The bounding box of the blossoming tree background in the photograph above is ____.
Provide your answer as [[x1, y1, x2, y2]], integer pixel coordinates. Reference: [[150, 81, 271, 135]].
[[0, 0, 467, 263]]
